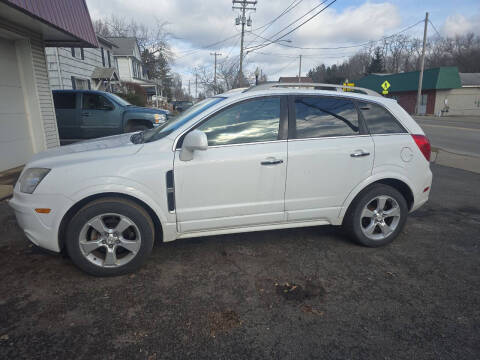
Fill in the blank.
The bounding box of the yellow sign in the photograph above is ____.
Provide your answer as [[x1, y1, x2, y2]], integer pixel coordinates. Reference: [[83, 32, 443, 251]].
[[381, 80, 391, 95], [343, 82, 355, 92]]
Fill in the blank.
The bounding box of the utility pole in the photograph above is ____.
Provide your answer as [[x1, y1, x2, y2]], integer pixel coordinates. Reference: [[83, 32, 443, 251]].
[[415, 12, 429, 115], [210, 52, 222, 93], [195, 72, 198, 99], [233, 0, 257, 86], [298, 54, 302, 82]]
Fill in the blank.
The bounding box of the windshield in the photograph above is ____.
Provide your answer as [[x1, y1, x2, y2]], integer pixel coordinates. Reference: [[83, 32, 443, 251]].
[[138, 97, 226, 143], [107, 93, 132, 106]]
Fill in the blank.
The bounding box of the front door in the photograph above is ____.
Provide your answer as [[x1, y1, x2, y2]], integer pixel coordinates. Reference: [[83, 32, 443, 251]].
[[80, 92, 120, 139], [174, 96, 288, 233], [285, 95, 374, 222]]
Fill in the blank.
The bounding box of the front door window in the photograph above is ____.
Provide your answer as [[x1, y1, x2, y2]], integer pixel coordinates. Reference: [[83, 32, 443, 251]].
[[196, 96, 281, 146]]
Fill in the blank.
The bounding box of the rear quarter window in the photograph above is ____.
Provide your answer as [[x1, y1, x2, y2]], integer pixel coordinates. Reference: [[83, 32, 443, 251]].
[[53, 92, 76, 109], [358, 102, 407, 134]]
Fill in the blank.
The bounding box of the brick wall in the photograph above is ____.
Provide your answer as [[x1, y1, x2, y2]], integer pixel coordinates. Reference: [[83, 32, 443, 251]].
[[390, 90, 436, 115]]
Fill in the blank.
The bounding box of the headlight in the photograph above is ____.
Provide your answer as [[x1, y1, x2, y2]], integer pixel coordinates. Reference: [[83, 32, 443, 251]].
[[19, 168, 51, 194], [154, 113, 166, 124]]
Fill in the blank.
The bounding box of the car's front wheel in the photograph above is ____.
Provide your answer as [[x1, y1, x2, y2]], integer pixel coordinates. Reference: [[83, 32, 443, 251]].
[[65, 198, 154, 276], [344, 184, 408, 247]]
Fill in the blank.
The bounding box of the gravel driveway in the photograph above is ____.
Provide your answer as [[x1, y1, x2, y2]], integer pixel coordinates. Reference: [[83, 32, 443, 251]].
[[0, 164, 479, 359]]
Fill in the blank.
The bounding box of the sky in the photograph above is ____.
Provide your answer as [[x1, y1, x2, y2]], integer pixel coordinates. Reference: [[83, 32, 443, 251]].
[[86, 0, 480, 89]]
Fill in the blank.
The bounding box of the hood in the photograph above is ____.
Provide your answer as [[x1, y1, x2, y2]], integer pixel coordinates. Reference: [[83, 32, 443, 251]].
[[126, 106, 169, 115], [29, 133, 141, 167]]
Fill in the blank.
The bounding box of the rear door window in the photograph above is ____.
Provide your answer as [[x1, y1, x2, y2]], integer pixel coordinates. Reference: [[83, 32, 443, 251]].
[[53, 92, 76, 109], [294, 96, 360, 139], [358, 102, 407, 134]]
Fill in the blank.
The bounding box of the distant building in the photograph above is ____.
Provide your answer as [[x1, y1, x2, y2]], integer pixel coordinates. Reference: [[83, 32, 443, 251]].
[[105, 37, 159, 103], [46, 35, 119, 91], [0, 0, 97, 171], [279, 76, 313, 83], [356, 67, 480, 116], [106, 37, 148, 84]]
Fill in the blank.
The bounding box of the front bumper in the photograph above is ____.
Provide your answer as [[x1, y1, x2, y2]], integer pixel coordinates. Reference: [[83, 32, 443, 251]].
[[8, 187, 74, 253]]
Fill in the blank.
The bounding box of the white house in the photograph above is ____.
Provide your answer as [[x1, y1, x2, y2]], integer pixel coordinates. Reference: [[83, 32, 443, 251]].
[[45, 35, 119, 91], [106, 37, 160, 104], [0, 0, 97, 172]]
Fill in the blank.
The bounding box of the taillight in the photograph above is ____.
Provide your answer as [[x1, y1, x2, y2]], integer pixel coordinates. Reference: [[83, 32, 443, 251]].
[[412, 134, 431, 162]]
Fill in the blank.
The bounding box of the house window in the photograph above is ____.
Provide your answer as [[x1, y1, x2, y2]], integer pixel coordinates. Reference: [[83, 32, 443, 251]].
[[107, 50, 111, 67], [71, 47, 76, 57], [80, 48, 84, 60], [101, 48, 105, 67], [71, 76, 90, 90]]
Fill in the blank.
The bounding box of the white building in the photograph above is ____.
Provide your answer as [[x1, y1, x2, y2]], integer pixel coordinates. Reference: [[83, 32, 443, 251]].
[[0, 0, 97, 172], [106, 37, 148, 84], [45, 36, 119, 91]]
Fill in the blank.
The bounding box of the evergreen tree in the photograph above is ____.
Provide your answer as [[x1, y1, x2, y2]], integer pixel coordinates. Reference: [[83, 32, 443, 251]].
[[367, 47, 385, 74]]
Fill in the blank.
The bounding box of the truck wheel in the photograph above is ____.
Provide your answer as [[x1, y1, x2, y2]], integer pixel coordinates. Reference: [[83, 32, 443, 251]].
[[344, 184, 408, 247], [65, 197, 154, 276], [126, 124, 149, 132]]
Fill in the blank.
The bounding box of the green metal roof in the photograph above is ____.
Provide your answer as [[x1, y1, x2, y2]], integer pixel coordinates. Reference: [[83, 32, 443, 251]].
[[356, 66, 462, 93]]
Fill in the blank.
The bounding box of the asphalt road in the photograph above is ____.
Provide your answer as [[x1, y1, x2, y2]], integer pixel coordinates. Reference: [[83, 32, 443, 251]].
[[414, 116, 480, 157], [0, 164, 479, 360]]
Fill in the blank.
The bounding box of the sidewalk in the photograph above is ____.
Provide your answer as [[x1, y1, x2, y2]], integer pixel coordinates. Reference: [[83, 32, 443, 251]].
[[0, 166, 23, 201], [431, 147, 480, 174]]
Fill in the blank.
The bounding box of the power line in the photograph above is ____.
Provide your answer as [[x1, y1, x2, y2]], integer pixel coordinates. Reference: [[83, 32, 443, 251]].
[[428, 20, 442, 38], [175, 33, 241, 59], [268, 58, 298, 77], [256, 0, 303, 36], [248, 18, 424, 52], [246, 0, 331, 51], [244, 0, 302, 49]]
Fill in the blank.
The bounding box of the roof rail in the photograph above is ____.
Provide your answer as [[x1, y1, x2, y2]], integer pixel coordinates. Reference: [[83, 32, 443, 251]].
[[245, 82, 381, 97]]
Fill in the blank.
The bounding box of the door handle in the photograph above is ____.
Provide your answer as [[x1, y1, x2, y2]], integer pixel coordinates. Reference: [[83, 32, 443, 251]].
[[261, 158, 284, 166], [350, 150, 370, 158]]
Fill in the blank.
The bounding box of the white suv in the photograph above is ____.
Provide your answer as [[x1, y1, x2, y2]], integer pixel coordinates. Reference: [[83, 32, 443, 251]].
[[9, 84, 432, 276]]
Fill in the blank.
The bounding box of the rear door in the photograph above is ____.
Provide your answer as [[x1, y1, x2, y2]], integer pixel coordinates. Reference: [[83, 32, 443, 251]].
[[285, 95, 374, 222], [80, 92, 120, 139], [52, 91, 79, 139], [174, 96, 288, 233]]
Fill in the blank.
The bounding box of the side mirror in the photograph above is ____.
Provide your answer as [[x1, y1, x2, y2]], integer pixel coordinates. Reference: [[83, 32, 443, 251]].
[[179, 130, 208, 161]]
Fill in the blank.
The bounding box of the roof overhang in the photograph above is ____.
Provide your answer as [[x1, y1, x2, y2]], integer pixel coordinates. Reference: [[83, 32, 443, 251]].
[[0, 0, 98, 47]]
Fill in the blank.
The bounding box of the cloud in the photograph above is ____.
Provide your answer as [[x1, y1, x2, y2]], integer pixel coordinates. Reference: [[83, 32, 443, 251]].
[[84, 0, 407, 82], [443, 13, 480, 37]]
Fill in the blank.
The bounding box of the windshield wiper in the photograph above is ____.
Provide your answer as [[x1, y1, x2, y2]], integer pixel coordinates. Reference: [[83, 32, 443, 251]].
[[130, 131, 145, 144]]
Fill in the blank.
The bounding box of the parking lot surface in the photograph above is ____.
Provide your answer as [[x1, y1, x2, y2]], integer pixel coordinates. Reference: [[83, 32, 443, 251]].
[[0, 164, 479, 360]]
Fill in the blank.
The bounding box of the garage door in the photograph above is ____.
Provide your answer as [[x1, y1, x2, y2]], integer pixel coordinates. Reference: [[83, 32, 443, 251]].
[[0, 37, 33, 171]]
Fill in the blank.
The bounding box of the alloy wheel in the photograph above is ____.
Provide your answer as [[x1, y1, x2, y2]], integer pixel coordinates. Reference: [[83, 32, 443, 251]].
[[360, 195, 401, 241], [78, 213, 142, 268]]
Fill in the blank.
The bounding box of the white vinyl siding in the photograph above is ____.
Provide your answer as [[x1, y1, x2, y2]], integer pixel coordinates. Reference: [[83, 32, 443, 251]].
[[45, 41, 117, 90], [0, 17, 60, 170]]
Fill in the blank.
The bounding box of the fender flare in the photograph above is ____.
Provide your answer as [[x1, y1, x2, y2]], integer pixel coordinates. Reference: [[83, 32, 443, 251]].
[[338, 172, 416, 221], [58, 180, 176, 250]]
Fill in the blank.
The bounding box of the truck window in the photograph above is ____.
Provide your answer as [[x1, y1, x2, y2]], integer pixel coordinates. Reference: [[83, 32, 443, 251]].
[[82, 93, 113, 110], [53, 92, 76, 109]]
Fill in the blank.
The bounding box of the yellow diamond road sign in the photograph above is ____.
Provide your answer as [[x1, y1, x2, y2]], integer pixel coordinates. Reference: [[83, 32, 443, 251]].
[[381, 80, 390, 95]]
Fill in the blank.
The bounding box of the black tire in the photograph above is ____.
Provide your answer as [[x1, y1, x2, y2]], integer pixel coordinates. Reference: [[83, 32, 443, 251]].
[[343, 184, 408, 247], [65, 197, 154, 276], [126, 124, 149, 133]]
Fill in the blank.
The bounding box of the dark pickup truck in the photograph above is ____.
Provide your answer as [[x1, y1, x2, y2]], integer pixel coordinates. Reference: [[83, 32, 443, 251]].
[[52, 90, 169, 140]]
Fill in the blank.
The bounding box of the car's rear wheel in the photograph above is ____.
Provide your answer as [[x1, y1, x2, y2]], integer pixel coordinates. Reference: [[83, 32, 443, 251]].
[[65, 198, 154, 276], [344, 184, 408, 247]]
